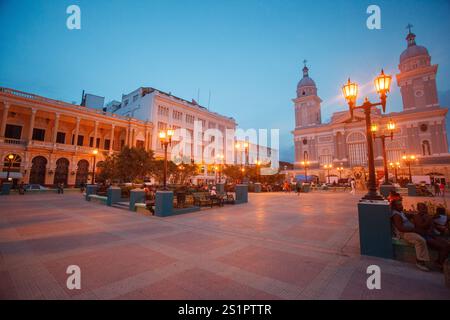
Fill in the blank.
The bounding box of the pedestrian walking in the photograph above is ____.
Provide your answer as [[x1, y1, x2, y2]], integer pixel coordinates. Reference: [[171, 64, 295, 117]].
[[18, 181, 25, 195], [350, 179, 356, 195], [434, 182, 441, 196]]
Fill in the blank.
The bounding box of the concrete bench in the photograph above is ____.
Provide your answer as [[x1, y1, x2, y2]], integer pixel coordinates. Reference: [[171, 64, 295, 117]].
[[392, 237, 438, 263], [88, 194, 107, 204], [135, 203, 153, 216]]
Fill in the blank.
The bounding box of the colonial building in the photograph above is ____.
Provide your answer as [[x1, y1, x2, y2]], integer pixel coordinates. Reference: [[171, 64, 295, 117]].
[[109, 87, 279, 183], [0, 87, 152, 186], [292, 29, 450, 183]]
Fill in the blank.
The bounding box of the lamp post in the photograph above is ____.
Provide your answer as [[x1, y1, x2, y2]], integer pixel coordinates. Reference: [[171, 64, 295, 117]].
[[159, 128, 174, 190], [178, 164, 184, 184], [6, 153, 15, 181], [255, 160, 262, 182], [91, 149, 98, 184], [323, 164, 332, 184], [402, 154, 416, 183], [337, 166, 344, 181], [301, 160, 310, 183], [371, 119, 396, 185], [342, 69, 392, 200], [235, 142, 249, 183], [389, 162, 400, 182], [216, 154, 224, 183]]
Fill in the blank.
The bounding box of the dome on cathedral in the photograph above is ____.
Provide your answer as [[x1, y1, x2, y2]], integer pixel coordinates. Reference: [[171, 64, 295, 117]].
[[297, 76, 316, 88], [400, 31, 429, 63], [296, 64, 317, 98]]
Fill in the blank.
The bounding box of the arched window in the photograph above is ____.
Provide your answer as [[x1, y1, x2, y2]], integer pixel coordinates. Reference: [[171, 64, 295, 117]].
[[422, 140, 431, 156], [3, 154, 21, 172], [346, 132, 367, 166], [75, 159, 90, 186], [53, 158, 69, 186], [30, 156, 47, 185]]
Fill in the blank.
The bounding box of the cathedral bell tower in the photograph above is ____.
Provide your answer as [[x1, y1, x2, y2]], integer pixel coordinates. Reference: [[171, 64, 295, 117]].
[[293, 61, 322, 128], [396, 25, 439, 110]]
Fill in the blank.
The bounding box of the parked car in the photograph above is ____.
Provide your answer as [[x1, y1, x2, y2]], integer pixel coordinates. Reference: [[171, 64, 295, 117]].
[[24, 184, 49, 191]]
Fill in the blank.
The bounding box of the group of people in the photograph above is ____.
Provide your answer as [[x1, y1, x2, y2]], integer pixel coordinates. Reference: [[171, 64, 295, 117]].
[[433, 181, 446, 197], [388, 190, 450, 271]]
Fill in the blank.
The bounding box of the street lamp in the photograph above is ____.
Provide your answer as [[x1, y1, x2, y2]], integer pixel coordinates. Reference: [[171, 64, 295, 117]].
[[300, 160, 310, 183], [342, 69, 392, 200], [6, 153, 15, 181], [255, 160, 262, 182], [235, 142, 249, 166], [91, 149, 98, 184], [159, 128, 174, 190], [216, 154, 224, 183], [371, 119, 396, 185], [177, 164, 184, 184], [235, 142, 249, 183], [337, 166, 344, 181], [323, 164, 332, 184], [402, 154, 416, 184], [389, 161, 401, 183]]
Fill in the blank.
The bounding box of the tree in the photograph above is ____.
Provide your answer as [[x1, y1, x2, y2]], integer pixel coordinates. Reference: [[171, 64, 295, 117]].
[[115, 147, 155, 182], [172, 163, 198, 185], [96, 147, 155, 183], [222, 165, 244, 183], [149, 159, 178, 185]]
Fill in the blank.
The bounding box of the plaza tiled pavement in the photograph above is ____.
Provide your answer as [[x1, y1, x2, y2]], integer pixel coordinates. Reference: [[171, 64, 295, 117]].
[[0, 191, 449, 300]]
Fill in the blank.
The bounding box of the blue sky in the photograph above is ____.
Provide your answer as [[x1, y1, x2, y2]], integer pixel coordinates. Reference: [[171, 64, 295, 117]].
[[1, 0, 449, 161]]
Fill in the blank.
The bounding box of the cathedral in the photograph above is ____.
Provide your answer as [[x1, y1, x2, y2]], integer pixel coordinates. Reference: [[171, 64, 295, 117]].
[[292, 28, 450, 184]]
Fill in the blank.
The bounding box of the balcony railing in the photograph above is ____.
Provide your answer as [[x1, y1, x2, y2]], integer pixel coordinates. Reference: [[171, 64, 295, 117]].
[[0, 87, 148, 125], [2, 138, 26, 146]]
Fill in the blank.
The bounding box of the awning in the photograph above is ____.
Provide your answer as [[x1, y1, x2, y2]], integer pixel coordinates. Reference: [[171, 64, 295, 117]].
[[0, 172, 23, 179]]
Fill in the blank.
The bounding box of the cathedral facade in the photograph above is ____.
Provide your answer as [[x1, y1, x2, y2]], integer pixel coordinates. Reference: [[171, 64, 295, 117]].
[[292, 29, 450, 183]]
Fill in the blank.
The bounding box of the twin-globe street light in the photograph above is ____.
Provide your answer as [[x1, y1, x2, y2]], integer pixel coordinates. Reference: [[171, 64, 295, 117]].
[[323, 164, 332, 184], [342, 69, 392, 200], [235, 142, 249, 183], [159, 128, 174, 190], [300, 157, 310, 183], [370, 119, 396, 185], [402, 154, 417, 184], [389, 161, 401, 182]]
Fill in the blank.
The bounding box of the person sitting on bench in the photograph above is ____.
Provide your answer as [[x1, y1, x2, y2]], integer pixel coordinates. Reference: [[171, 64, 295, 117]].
[[391, 199, 431, 271], [413, 203, 450, 269], [433, 207, 449, 236]]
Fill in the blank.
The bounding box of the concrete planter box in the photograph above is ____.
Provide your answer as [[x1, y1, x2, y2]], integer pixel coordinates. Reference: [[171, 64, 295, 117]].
[[302, 183, 311, 193], [235, 184, 248, 204], [358, 200, 393, 259], [380, 184, 395, 198], [407, 183, 417, 196], [1, 183, 12, 195]]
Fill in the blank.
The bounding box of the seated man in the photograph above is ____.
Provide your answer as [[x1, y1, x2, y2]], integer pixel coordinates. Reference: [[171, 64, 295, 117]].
[[391, 200, 431, 271], [413, 203, 450, 269], [433, 207, 449, 236]]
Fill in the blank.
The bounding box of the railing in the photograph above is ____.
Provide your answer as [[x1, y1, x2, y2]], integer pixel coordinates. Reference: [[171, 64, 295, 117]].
[[29, 140, 53, 148], [0, 87, 148, 125], [2, 138, 26, 146]]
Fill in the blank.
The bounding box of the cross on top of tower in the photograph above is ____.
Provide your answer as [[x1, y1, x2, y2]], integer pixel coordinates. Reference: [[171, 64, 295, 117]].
[[406, 23, 413, 34], [302, 59, 309, 77]]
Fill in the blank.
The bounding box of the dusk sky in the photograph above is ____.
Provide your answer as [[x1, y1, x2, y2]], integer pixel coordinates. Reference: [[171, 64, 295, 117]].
[[1, 0, 449, 161]]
